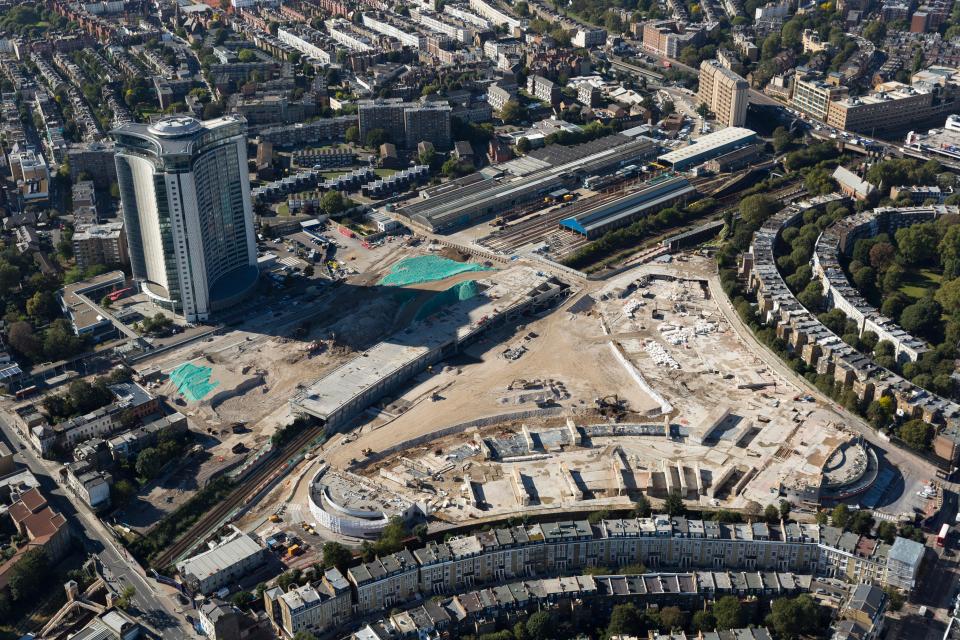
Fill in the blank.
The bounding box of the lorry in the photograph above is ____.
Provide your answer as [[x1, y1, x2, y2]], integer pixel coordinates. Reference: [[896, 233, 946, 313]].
[[938, 523, 950, 547]]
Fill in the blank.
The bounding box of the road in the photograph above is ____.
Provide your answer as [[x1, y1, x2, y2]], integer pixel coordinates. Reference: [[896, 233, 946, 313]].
[[0, 414, 194, 639]]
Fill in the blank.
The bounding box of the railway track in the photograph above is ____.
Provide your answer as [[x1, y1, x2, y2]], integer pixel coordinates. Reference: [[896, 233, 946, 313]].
[[151, 424, 322, 570]]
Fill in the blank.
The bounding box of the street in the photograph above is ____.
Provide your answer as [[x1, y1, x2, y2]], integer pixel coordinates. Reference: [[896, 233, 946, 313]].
[[0, 413, 193, 639]]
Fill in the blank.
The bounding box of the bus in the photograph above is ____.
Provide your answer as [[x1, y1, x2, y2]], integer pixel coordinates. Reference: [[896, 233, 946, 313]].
[[938, 523, 950, 547]]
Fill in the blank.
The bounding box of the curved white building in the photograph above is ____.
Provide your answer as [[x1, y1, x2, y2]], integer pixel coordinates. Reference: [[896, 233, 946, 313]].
[[111, 116, 258, 322], [307, 466, 417, 539]]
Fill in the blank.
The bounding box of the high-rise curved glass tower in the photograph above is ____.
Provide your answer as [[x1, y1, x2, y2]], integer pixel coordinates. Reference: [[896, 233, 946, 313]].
[[111, 115, 258, 322]]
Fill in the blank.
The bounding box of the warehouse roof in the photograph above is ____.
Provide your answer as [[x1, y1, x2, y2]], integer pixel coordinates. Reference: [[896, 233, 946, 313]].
[[658, 127, 757, 166], [176, 534, 263, 584]]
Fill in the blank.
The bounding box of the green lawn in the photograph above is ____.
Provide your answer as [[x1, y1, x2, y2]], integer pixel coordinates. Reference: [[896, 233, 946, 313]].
[[276, 203, 290, 216], [375, 168, 397, 177], [899, 267, 942, 300]]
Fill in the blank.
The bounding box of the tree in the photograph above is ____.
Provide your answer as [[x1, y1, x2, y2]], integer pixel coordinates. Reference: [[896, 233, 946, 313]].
[[900, 419, 935, 451], [876, 520, 897, 544], [936, 277, 960, 317], [0, 261, 19, 295], [659, 606, 685, 631], [848, 510, 874, 535], [226, 591, 251, 609], [764, 504, 780, 523], [713, 595, 744, 630], [345, 125, 360, 144], [364, 128, 389, 148], [136, 447, 165, 479], [293, 633, 318, 640], [884, 587, 905, 611], [830, 503, 850, 528], [632, 494, 652, 518], [779, 500, 791, 519], [772, 127, 792, 154], [237, 49, 256, 63], [112, 479, 136, 506], [761, 33, 781, 60], [418, 147, 435, 167], [899, 298, 942, 338], [766, 595, 819, 639], [895, 223, 938, 265], [8, 548, 49, 601], [525, 611, 554, 640], [740, 194, 774, 229], [607, 603, 642, 637], [43, 319, 85, 361], [8, 321, 41, 360], [26, 290, 59, 322], [516, 137, 531, 153], [322, 542, 353, 574], [498, 99, 526, 124], [664, 488, 685, 516], [863, 20, 887, 46], [868, 242, 896, 271], [320, 190, 351, 216], [692, 610, 717, 632]]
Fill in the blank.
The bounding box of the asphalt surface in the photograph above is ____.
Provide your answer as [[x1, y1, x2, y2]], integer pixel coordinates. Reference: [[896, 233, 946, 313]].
[[0, 413, 194, 639]]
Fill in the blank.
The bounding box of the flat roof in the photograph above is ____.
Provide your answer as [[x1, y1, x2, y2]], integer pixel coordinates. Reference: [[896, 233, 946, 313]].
[[176, 534, 263, 583], [658, 127, 757, 165]]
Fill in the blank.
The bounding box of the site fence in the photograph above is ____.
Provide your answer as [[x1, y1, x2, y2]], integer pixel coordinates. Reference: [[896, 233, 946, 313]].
[[351, 407, 567, 469]]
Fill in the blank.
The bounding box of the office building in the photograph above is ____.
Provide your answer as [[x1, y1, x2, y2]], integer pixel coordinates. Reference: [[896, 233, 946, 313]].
[[826, 73, 960, 134], [72, 222, 128, 270], [698, 60, 749, 127], [358, 99, 452, 150], [791, 74, 849, 121], [111, 116, 258, 322]]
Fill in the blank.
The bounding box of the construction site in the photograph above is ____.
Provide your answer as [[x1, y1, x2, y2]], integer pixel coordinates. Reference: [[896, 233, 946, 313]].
[[270, 256, 883, 532]]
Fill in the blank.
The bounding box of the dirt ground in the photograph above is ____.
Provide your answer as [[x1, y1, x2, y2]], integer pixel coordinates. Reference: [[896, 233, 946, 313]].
[[324, 288, 663, 469]]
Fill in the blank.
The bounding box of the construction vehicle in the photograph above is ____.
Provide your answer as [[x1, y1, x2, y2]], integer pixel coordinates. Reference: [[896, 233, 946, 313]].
[[288, 544, 301, 557], [269, 514, 281, 523], [595, 394, 628, 418], [361, 448, 374, 457]]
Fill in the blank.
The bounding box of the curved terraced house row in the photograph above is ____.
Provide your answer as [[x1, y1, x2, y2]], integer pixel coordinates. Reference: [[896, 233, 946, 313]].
[[739, 196, 960, 462], [812, 205, 958, 363], [257, 511, 922, 638], [317, 571, 799, 640], [257, 514, 921, 629]]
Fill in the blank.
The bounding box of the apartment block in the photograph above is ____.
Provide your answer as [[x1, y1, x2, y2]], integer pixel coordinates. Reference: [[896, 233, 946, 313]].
[[72, 221, 128, 270], [273, 569, 352, 638], [641, 20, 705, 58], [526, 75, 560, 106], [698, 60, 749, 127], [358, 99, 452, 150], [487, 83, 514, 112], [573, 28, 607, 48], [348, 549, 420, 612]]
